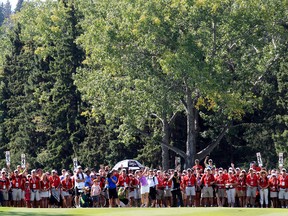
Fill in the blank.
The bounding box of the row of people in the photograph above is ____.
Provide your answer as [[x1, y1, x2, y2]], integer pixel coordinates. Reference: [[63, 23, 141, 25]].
[[0, 160, 287, 208]]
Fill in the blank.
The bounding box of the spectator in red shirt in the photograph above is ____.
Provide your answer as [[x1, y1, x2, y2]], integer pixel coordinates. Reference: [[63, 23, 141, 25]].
[[278, 168, 288, 208], [215, 170, 226, 207], [29, 169, 41, 208], [40, 173, 50, 208], [183, 168, 196, 207], [156, 170, 165, 207], [49, 170, 61, 207], [269, 172, 278, 208], [225, 170, 237, 207], [61, 173, 73, 208], [246, 168, 258, 207], [258, 170, 269, 208], [11, 170, 22, 207], [236, 172, 246, 207], [163, 172, 172, 207], [200, 168, 215, 207], [193, 159, 203, 173]]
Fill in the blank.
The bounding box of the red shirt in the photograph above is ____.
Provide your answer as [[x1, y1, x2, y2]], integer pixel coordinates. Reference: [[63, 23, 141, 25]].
[[157, 176, 165, 189], [29, 176, 41, 190], [216, 175, 226, 189], [193, 165, 203, 173], [269, 176, 279, 192], [49, 175, 61, 188], [163, 178, 172, 188], [61, 178, 73, 191], [0, 176, 10, 190], [236, 176, 246, 191], [40, 180, 50, 191], [201, 174, 215, 187], [117, 175, 129, 187], [278, 174, 288, 189], [258, 176, 269, 188], [128, 177, 138, 191], [225, 175, 237, 188], [246, 174, 258, 187], [11, 174, 22, 189], [183, 175, 196, 187]]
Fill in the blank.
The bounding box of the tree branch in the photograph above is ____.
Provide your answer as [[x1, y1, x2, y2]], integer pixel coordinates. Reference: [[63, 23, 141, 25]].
[[196, 123, 230, 160], [131, 124, 187, 159], [168, 111, 179, 124]]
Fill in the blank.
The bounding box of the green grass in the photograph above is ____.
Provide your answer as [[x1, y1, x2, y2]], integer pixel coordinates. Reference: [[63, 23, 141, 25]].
[[0, 208, 287, 216]]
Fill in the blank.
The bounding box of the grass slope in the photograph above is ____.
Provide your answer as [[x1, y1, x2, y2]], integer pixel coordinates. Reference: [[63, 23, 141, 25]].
[[0, 208, 287, 216]]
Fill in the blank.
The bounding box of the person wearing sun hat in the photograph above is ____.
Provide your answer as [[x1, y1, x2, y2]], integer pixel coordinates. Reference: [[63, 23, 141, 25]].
[[269, 172, 279, 208], [258, 170, 269, 208]]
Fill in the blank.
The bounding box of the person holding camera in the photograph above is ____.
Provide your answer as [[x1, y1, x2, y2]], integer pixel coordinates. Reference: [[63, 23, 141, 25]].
[[169, 170, 183, 207], [106, 170, 120, 207]]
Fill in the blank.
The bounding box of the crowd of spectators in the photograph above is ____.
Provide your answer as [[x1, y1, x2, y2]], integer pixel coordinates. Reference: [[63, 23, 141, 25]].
[[0, 156, 287, 208]]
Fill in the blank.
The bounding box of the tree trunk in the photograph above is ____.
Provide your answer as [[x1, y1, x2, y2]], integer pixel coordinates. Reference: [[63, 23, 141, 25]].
[[161, 117, 170, 170], [185, 84, 197, 168]]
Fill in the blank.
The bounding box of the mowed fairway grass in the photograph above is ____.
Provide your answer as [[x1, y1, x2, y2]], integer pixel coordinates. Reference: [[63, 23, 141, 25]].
[[0, 208, 287, 216]]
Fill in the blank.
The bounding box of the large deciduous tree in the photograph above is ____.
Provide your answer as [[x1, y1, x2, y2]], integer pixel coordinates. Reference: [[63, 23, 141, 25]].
[[76, 0, 281, 169]]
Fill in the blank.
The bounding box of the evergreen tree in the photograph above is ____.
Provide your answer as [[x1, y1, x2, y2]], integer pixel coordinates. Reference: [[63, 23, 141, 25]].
[[0, 3, 5, 26], [15, 0, 24, 12], [3, 0, 11, 18]]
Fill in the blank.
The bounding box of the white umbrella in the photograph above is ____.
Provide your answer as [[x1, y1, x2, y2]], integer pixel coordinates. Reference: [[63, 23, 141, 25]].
[[112, 159, 144, 171]]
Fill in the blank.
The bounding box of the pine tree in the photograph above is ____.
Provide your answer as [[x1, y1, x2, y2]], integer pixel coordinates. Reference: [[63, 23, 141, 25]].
[[15, 0, 24, 12]]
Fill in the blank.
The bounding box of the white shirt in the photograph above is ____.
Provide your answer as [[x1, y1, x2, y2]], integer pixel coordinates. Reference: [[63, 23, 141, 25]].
[[74, 172, 86, 189], [147, 175, 158, 187]]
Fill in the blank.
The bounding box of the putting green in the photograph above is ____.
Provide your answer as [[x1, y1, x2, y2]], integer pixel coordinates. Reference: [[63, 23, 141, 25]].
[[0, 207, 287, 216]]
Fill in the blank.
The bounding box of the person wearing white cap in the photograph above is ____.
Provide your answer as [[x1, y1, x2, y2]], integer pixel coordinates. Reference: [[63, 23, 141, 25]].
[[278, 168, 288, 208], [29, 169, 41, 207], [269, 172, 279, 208], [0, 170, 10, 206], [74, 165, 86, 208], [225, 170, 237, 207]]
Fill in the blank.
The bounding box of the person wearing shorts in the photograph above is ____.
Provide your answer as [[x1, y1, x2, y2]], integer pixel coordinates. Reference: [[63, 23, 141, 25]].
[[216, 170, 226, 207], [163, 173, 172, 207], [136, 168, 149, 207], [245, 169, 258, 207], [183, 168, 196, 207], [278, 168, 288, 208], [269, 173, 278, 208], [201, 168, 215, 207], [11, 170, 22, 207], [107, 170, 120, 207], [29, 169, 41, 208], [236, 172, 246, 207]]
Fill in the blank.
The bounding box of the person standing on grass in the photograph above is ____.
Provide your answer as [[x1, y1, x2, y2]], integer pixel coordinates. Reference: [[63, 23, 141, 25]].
[[169, 170, 184, 207], [236, 172, 246, 207], [258, 170, 269, 208], [10, 169, 23, 207], [40, 173, 50, 208], [183, 168, 196, 207], [136, 168, 149, 207], [225, 170, 237, 207], [245, 168, 258, 207], [29, 169, 41, 208], [156, 170, 165, 207], [74, 166, 86, 208], [91, 179, 101, 207], [278, 168, 288, 208], [216, 170, 226, 207], [269, 172, 278, 208], [106, 170, 120, 207], [61, 173, 73, 208], [200, 168, 215, 207], [147, 169, 158, 207]]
